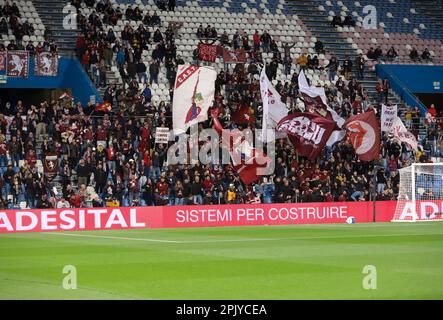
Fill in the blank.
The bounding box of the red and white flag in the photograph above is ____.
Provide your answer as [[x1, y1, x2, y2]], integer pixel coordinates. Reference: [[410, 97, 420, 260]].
[[0, 51, 5, 71], [390, 116, 418, 152], [223, 48, 247, 64], [298, 70, 346, 147], [212, 113, 271, 185], [173, 64, 217, 135], [344, 110, 381, 161], [35, 52, 58, 76], [276, 112, 336, 161], [7, 51, 29, 78], [260, 67, 288, 142], [232, 105, 256, 124], [198, 43, 218, 62], [95, 101, 112, 113]]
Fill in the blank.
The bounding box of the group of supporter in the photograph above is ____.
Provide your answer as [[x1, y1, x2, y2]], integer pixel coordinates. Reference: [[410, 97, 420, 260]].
[[0, 0, 442, 210]]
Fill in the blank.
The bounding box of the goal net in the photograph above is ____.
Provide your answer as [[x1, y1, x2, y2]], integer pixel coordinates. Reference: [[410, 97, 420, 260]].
[[393, 163, 443, 222]]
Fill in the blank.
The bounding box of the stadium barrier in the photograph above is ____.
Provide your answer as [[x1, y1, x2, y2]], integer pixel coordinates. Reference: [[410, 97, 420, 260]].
[[0, 201, 398, 233]]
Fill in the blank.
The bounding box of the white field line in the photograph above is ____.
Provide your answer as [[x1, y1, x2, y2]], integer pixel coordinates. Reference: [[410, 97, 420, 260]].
[[48, 232, 181, 243], [45, 231, 443, 244]]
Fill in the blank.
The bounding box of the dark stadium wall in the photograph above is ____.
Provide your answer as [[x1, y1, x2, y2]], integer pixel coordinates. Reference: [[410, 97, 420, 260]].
[[0, 57, 102, 106], [414, 93, 443, 111], [376, 64, 443, 114]]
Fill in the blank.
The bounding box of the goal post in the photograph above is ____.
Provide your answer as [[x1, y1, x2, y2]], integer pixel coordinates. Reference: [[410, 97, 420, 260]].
[[392, 163, 443, 222]]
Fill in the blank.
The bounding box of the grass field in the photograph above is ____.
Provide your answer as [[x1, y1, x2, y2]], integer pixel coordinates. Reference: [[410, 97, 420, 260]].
[[1, 222, 443, 299]]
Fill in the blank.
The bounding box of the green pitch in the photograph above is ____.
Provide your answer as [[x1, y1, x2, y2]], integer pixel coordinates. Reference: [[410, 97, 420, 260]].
[[1, 222, 443, 299]]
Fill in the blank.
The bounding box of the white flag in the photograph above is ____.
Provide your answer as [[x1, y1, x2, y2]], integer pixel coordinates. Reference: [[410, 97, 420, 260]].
[[260, 67, 288, 142], [381, 104, 398, 132], [298, 70, 346, 146], [390, 116, 418, 152], [172, 64, 217, 135]]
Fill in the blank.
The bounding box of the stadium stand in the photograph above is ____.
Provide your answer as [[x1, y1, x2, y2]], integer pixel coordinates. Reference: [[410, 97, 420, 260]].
[[0, 0, 442, 210]]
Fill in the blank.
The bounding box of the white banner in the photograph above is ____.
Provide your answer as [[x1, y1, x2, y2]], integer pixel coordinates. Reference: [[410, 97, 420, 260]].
[[155, 127, 170, 144], [381, 104, 398, 132], [172, 64, 217, 135], [260, 67, 288, 142], [390, 116, 418, 152]]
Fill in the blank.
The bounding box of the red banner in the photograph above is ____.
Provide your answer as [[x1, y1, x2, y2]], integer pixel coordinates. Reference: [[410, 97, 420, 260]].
[[344, 110, 381, 161], [35, 52, 58, 76], [7, 51, 29, 78], [276, 112, 336, 161], [0, 201, 397, 233], [223, 48, 247, 64], [198, 43, 217, 62], [0, 51, 5, 71]]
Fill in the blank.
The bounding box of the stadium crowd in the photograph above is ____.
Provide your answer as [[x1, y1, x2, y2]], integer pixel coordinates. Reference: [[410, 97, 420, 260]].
[[0, 0, 442, 210]]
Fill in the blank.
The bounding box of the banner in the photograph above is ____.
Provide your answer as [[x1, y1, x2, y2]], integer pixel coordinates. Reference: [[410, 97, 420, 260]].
[[7, 51, 29, 78], [0, 201, 397, 233], [0, 51, 5, 71], [260, 67, 288, 142], [298, 70, 346, 146], [198, 43, 217, 62], [173, 64, 217, 135], [390, 117, 418, 152], [95, 101, 112, 112], [223, 48, 247, 64], [232, 105, 256, 124], [344, 110, 381, 161], [34, 52, 59, 76], [44, 153, 58, 181], [276, 112, 336, 161], [155, 127, 170, 144], [381, 104, 398, 132], [212, 114, 270, 185]]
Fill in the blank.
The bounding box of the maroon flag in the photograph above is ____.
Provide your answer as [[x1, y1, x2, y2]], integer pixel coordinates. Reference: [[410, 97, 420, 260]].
[[223, 48, 247, 64], [232, 105, 256, 124], [198, 43, 217, 62], [44, 153, 58, 181], [300, 92, 327, 113], [7, 51, 29, 77], [95, 101, 112, 113], [276, 112, 336, 161], [0, 51, 5, 71], [212, 113, 270, 185], [344, 110, 380, 161], [35, 52, 58, 76]]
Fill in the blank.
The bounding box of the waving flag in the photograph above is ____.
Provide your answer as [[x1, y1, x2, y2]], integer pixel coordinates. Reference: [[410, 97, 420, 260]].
[[390, 116, 418, 152], [212, 113, 270, 185], [95, 101, 112, 113], [344, 110, 380, 161], [276, 112, 336, 161], [260, 67, 288, 142], [298, 70, 345, 146], [173, 64, 217, 135], [232, 105, 256, 125]]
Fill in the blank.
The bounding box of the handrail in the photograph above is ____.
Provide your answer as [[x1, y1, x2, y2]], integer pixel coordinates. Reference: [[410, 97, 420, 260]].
[[375, 64, 428, 116]]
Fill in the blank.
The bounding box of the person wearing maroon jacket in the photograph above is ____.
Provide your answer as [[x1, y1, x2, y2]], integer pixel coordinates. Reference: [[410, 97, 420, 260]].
[[156, 176, 169, 205], [0, 137, 7, 168]]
